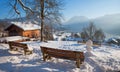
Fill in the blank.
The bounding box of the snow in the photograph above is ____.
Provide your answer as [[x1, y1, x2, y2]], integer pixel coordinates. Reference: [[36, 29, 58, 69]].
[[0, 36, 29, 42], [10, 22, 41, 30], [107, 38, 118, 43], [0, 41, 120, 72]]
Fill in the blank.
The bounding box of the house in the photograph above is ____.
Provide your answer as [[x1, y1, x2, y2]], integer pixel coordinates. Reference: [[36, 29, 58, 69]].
[[5, 22, 41, 38]]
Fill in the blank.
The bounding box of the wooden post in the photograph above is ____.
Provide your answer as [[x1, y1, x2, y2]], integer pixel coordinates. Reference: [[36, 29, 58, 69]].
[[76, 53, 81, 68], [9, 42, 13, 51], [43, 53, 46, 61], [24, 49, 27, 55], [41, 47, 46, 61]]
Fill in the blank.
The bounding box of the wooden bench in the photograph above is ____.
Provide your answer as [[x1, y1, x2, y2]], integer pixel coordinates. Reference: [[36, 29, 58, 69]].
[[8, 41, 33, 55], [40, 46, 84, 68]]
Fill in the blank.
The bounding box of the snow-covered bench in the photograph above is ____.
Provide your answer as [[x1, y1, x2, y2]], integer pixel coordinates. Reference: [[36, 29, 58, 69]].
[[40, 46, 84, 68], [8, 41, 33, 55]]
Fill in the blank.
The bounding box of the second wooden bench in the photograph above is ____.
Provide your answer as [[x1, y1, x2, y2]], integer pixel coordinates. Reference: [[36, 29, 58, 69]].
[[40, 46, 84, 68]]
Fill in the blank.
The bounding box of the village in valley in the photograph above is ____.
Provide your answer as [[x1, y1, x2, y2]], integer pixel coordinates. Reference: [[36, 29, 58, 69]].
[[0, 0, 120, 72]]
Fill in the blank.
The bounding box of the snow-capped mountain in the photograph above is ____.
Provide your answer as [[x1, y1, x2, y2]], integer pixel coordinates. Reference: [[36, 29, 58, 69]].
[[63, 16, 89, 32], [93, 13, 120, 34], [62, 13, 120, 35]]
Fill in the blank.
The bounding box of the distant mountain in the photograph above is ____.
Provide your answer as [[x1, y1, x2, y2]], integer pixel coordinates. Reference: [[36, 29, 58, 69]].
[[65, 16, 89, 24], [62, 13, 120, 35], [63, 16, 89, 32], [93, 14, 120, 33]]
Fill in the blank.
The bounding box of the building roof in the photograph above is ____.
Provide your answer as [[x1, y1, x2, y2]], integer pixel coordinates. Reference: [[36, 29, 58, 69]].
[[6, 22, 41, 31]]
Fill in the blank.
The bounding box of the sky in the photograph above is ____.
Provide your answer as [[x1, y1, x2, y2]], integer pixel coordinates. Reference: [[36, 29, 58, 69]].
[[0, 0, 120, 21], [63, 0, 120, 21]]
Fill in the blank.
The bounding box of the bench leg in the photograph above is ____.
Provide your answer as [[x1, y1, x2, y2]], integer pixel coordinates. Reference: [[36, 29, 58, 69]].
[[43, 54, 51, 61], [30, 51, 33, 54], [46, 56, 51, 60], [14, 48, 18, 51], [43, 53, 47, 61], [76, 59, 80, 68], [76, 53, 81, 68], [80, 58, 84, 64], [9, 47, 14, 51], [27, 51, 33, 55], [24, 51, 27, 55]]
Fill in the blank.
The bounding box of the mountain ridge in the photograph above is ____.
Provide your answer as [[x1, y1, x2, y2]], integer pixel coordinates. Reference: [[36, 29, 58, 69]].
[[62, 13, 120, 34]]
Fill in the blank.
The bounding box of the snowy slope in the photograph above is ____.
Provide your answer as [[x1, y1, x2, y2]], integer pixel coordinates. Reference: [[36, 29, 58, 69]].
[[0, 41, 120, 72]]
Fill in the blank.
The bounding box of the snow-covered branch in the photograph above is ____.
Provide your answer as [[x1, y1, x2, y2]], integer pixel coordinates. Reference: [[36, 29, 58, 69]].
[[9, 0, 20, 15], [10, 0, 34, 15], [17, 0, 33, 13]]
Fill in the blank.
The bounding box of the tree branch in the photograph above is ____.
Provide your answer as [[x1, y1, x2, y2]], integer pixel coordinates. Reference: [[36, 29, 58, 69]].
[[17, 0, 33, 13], [9, 0, 20, 15]]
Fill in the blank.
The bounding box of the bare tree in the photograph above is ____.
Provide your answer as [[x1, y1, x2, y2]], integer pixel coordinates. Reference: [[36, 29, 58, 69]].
[[81, 22, 105, 43], [94, 29, 105, 41], [81, 22, 96, 40], [40, 0, 45, 41], [44, 24, 53, 40], [9, 0, 64, 41]]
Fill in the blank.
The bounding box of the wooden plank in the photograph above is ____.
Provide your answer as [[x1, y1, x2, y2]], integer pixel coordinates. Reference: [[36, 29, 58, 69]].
[[41, 46, 77, 53]]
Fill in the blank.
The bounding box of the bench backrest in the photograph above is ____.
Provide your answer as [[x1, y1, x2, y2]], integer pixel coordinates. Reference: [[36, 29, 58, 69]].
[[40, 46, 84, 60], [8, 41, 28, 49]]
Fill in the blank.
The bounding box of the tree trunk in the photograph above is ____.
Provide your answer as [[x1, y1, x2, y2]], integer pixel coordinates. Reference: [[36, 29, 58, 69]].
[[40, 0, 44, 42]]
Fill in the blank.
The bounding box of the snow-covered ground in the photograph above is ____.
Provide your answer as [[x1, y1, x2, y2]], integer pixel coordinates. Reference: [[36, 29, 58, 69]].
[[0, 41, 120, 72]]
